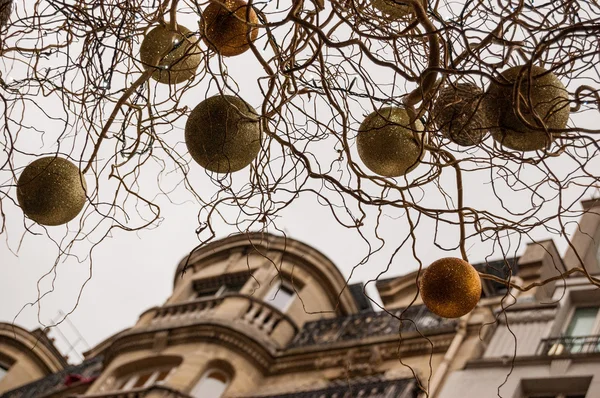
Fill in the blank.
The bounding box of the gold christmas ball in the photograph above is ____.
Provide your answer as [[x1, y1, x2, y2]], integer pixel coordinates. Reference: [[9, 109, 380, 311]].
[[185, 95, 261, 173], [371, 0, 425, 21], [0, 0, 12, 31], [17, 157, 87, 226], [432, 83, 490, 147], [357, 106, 424, 177], [420, 257, 482, 319], [140, 24, 201, 85], [200, 0, 259, 57], [487, 65, 570, 151]]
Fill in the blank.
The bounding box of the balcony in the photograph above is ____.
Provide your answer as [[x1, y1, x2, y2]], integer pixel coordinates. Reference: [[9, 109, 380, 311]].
[[537, 335, 600, 356], [149, 297, 224, 327], [290, 304, 458, 348], [246, 377, 419, 398], [136, 294, 298, 347]]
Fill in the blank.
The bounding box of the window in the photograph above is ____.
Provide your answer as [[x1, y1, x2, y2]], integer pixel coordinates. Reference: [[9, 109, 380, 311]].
[[106, 356, 182, 392], [266, 281, 295, 312], [193, 271, 252, 299], [566, 307, 598, 337], [117, 367, 173, 391], [191, 369, 230, 398], [561, 306, 600, 353]]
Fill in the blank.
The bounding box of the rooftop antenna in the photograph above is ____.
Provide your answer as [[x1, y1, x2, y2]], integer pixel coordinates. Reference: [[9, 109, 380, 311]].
[[48, 310, 91, 364]]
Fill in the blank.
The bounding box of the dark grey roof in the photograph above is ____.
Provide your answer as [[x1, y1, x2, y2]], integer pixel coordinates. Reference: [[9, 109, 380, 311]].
[[1, 356, 103, 398], [289, 304, 457, 348]]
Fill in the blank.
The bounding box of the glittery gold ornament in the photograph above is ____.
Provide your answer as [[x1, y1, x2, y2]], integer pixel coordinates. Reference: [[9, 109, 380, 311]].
[[420, 257, 481, 319], [357, 107, 425, 177], [185, 95, 261, 173], [200, 0, 259, 57], [371, 0, 425, 21], [0, 0, 12, 31], [17, 157, 87, 226], [432, 83, 490, 147], [487, 65, 570, 151], [139, 24, 201, 85]]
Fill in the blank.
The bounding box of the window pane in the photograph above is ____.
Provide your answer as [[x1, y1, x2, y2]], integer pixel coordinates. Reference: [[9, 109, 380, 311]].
[[566, 307, 598, 337], [191, 371, 229, 398], [156, 369, 171, 382], [133, 372, 153, 388], [267, 283, 295, 312]]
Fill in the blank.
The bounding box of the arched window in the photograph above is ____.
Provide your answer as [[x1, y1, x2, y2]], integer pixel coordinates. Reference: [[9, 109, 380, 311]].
[[105, 355, 182, 392], [190, 367, 232, 398]]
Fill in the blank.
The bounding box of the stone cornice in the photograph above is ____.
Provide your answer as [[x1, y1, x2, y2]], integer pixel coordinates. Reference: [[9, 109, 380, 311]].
[[101, 322, 275, 373], [496, 307, 557, 324], [271, 333, 456, 374]]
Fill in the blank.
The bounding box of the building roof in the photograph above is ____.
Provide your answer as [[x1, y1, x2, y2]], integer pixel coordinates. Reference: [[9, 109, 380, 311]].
[[1, 356, 103, 398], [289, 304, 457, 349]]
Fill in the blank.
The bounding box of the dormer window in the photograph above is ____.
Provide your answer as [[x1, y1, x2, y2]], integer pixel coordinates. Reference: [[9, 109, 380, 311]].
[[0, 363, 8, 381], [193, 271, 253, 299], [266, 281, 296, 312]]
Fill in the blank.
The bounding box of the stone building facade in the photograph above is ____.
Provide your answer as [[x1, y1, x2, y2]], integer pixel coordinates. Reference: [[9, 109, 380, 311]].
[[1, 199, 599, 398]]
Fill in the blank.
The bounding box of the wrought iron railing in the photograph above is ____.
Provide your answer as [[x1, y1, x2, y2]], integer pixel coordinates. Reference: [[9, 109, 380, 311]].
[[289, 304, 457, 348], [537, 335, 600, 356], [246, 377, 419, 398]]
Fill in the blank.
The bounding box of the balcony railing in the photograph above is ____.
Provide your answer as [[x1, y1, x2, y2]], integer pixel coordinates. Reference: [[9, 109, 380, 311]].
[[290, 304, 458, 348], [241, 298, 298, 336], [537, 335, 600, 356], [246, 377, 419, 398], [149, 297, 223, 326]]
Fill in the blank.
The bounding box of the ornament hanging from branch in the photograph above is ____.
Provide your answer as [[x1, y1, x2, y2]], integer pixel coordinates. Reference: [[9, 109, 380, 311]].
[[357, 107, 425, 177], [17, 157, 87, 226], [487, 65, 570, 151], [419, 257, 482, 319], [431, 82, 490, 147], [185, 95, 261, 173], [139, 24, 202, 84], [200, 0, 259, 57]]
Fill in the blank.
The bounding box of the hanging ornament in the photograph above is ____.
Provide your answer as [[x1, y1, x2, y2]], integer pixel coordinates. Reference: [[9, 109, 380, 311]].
[[185, 95, 261, 173], [0, 0, 12, 31], [371, 0, 424, 21], [139, 24, 201, 84], [357, 106, 424, 177], [431, 82, 490, 147], [200, 0, 259, 57], [17, 157, 87, 226], [419, 257, 481, 319], [487, 65, 570, 151]]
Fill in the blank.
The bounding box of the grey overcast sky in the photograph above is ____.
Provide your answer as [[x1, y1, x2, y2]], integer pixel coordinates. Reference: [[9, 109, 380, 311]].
[[1, 1, 599, 363]]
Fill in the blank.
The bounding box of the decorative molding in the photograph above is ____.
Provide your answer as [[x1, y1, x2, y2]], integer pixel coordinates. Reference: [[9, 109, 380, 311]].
[[152, 331, 169, 353], [498, 308, 557, 324], [550, 358, 572, 376]]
